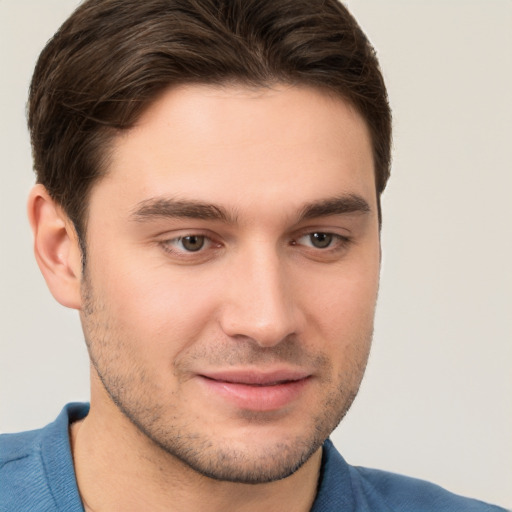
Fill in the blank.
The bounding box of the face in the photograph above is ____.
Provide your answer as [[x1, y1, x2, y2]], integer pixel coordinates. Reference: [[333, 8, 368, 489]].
[[80, 84, 380, 483]]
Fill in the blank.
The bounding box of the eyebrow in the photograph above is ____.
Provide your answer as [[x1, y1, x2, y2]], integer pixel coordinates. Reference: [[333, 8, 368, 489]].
[[131, 198, 237, 223], [298, 194, 371, 221], [130, 193, 371, 224]]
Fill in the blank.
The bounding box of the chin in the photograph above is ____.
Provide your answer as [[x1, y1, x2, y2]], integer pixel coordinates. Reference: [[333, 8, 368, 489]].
[[165, 435, 323, 484]]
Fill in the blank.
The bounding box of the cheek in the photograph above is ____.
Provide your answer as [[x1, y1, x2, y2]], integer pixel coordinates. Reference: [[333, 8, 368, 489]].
[[303, 257, 379, 327], [87, 256, 222, 359], [296, 252, 379, 376]]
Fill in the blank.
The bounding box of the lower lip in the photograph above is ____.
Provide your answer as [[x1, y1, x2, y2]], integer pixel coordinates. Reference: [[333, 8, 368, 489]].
[[198, 377, 310, 411]]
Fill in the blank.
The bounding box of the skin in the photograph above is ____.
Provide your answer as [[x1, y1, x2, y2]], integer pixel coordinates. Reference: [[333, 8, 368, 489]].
[[29, 84, 381, 512]]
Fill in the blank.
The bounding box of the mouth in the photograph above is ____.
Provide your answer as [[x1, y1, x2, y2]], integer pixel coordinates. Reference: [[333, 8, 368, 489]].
[[197, 369, 311, 411]]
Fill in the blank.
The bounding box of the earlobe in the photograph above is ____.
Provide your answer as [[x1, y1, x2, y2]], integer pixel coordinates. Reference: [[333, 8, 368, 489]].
[[27, 184, 82, 310]]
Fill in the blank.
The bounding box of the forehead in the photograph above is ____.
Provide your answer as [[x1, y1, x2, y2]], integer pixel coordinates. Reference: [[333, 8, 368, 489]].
[[91, 84, 376, 221]]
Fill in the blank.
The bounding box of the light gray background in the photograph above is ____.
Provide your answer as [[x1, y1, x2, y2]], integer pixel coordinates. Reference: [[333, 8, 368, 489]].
[[1, 0, 511, 508]]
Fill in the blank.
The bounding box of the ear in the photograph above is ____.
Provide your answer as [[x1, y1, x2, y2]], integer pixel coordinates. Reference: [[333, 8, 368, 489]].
[[27, 184, 83, 310]]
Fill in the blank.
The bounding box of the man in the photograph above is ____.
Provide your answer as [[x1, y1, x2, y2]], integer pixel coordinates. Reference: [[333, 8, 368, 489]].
[[0, 0, 507, 511]]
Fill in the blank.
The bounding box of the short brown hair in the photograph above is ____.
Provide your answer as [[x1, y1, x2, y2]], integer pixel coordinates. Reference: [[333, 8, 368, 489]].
[[28, 0, 392, 242]]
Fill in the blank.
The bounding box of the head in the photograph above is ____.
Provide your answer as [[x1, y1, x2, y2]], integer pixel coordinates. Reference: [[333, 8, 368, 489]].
[[28, 0, 391, 484]]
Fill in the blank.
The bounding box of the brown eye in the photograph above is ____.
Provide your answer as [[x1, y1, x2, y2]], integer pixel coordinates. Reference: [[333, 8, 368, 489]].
[[180, 235, 205, 252], [309, 232, 333, 248]]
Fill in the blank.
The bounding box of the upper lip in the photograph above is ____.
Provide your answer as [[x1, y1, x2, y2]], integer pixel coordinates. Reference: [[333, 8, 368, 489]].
[[199, 369, 311, 386]]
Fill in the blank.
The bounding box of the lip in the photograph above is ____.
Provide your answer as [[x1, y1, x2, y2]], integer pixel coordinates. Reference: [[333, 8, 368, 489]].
[[197, 369, 311, 411]]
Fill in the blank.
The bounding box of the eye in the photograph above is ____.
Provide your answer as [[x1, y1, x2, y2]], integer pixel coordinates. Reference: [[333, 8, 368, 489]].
[[296, 232, 339, 249], [162, 234, 209, 253], [307, 232, 334, 249], [291, 231, 352, 260], [178, 235, 206, 252], [159, 232, 223, 262]]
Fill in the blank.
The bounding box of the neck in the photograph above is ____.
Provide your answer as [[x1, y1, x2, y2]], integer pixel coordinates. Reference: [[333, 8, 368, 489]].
[[70, 401, 322, 512]]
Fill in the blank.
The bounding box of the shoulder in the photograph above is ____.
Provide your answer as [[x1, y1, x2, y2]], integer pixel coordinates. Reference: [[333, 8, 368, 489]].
[[319, 440, 508, 512], [0, 403, 89, 512], [351, 465, 508, 512], [0, 427, 54, 511], [0, 427, 43, 468]]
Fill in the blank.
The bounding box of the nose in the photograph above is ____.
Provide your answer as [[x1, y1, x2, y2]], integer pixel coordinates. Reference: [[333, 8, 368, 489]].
[[219, 245, 302, 347]]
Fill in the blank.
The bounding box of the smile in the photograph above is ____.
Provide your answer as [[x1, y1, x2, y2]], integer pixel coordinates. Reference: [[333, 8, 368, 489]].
[[197, 370, 311, 412]]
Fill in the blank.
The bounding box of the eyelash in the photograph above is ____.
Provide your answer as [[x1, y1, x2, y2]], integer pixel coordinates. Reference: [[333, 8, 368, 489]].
[[158, 231, 352, 260], [160, 234, 220, 257], [292, 232, 351, 251]]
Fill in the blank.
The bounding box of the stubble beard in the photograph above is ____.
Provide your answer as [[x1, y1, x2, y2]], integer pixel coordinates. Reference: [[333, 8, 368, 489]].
[[80, 275, 372, 484]]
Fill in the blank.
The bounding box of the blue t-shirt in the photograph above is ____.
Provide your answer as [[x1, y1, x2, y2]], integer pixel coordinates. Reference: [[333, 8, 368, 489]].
[[0, 403, 507, 511]]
